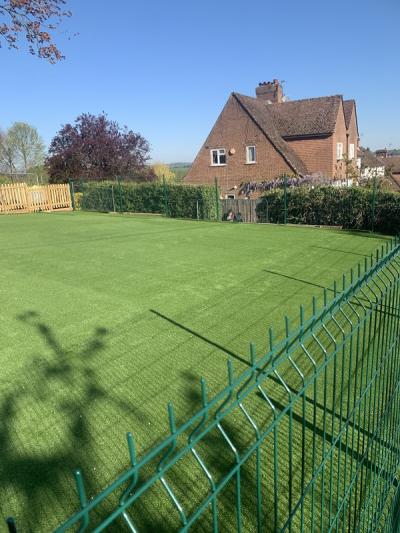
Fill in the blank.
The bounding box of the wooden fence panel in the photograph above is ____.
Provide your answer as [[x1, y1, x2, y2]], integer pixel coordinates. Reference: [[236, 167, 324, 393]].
[[0, 183, 72, 214], [221, 198, 261, 223], [47, 184, 71, 210]]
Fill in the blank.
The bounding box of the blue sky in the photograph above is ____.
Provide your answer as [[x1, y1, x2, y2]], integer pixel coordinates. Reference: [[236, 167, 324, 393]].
[[2, 0, 399, 162]]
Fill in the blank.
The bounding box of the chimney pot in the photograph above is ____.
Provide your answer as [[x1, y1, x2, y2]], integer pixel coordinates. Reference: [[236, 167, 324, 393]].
[[256, 79, 283, 103]]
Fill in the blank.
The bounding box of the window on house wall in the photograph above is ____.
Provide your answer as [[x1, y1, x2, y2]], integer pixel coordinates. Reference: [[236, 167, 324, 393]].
[[246, 145, 256, 164], [337, 142, 344, 160], [349, 143, 355, 159], [210, 149, 226, 166]]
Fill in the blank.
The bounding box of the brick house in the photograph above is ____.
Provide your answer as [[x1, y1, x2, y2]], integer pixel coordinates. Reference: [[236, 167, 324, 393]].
[[357, 147, 385, 180], [376, 150, 400, 190], [185, 80, 359, 197]]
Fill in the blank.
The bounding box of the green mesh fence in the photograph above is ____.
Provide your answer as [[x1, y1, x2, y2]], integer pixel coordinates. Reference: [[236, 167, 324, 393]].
[[75, 181, 221, 221], [255, 186, 400, 234], [7, 238, 400, 532]]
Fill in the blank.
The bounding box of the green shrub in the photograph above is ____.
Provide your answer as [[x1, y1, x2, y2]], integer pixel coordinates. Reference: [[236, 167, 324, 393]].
[[256, 186, 400, 235], [80, 182, 220, 220], [73, 192, 83, 209]]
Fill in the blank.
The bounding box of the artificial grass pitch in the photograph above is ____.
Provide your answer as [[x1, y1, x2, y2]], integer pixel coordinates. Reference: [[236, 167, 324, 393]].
[[0, 212, 388, 530]]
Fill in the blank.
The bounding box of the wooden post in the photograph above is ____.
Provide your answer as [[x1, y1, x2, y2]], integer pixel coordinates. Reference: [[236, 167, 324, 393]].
[[46, 185, 53, 211], [24, 183, 33, 212]]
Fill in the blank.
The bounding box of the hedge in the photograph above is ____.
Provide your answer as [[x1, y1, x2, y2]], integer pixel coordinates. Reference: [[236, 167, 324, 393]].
[[80, 181, 220, 220], [256, 187, 400, 235]]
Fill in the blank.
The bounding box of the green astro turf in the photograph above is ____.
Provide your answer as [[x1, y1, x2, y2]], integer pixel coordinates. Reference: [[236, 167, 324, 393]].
[[0, 212, 390, 531]]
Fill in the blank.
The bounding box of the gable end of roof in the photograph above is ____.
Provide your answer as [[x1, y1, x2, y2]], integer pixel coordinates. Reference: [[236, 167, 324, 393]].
[[232, 92, 309, 176], [343, 99, 355, 130]]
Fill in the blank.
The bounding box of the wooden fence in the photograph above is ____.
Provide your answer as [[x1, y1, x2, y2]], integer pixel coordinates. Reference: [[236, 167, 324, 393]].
[[0, 183, 72, 214], [221, 198, 261, 223]]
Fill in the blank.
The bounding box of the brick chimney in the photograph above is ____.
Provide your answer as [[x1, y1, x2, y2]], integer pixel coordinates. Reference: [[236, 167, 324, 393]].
[[255, 79, 283, 103]]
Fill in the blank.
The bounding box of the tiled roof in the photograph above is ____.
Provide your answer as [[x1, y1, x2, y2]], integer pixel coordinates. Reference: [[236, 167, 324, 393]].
[[389, 174, 400, 190], [267, 95, 343, 137], [378, 155, 400, 174], [359, 147, 384, 168], [233, 93, 309, 176], [343, 100, 355, 129]]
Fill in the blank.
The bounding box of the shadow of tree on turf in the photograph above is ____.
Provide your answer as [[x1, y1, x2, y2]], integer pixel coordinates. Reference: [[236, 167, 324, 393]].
[[1, 311, 143, 531]]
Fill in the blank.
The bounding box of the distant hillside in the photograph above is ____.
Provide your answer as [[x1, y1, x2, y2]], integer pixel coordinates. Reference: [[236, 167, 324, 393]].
[[169, 163, 191, 182], [169, 162, 192, 168]]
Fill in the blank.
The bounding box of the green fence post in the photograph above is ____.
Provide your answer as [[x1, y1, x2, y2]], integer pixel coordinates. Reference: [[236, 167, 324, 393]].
[[117, 177, 123, 213], [215, 177, 220, 221], [80, 179, 85, 210], [6, 517, 17, 533], [371, 174, 377, 232], [111, 184, 116, 213], [162, 175, 169, 217], [283, 175, 288, 224], [69, 180, 75, 210]]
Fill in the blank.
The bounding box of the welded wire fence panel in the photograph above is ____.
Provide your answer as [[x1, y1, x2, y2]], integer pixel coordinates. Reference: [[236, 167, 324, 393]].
[[7, 240, 400, 533], [79, 182, 120, 213], [76, 181, 221, 221], [255, 185, 400, 233]]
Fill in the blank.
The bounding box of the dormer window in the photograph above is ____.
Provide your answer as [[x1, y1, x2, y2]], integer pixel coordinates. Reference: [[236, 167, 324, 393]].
[[210, 149, 226, 166], [246, 145, 256, 164], [337, 142, 344, 160]]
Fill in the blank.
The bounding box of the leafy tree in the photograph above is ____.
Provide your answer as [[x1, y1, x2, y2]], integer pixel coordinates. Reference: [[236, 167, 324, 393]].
[[0, 0, 71, 63], [343, 155, 359, 182], [0, 123, 45, 177], [8, 122, 45, 172], [0, 128, 17, 173], [46, 113, 155, 183], [152, 162, 176, 182], [0, 123, 45, 185]]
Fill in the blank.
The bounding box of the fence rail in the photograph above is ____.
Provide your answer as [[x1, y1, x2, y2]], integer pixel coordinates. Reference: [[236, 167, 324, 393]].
[[0, 183, 72, 214], [6, 238, 400, 532]]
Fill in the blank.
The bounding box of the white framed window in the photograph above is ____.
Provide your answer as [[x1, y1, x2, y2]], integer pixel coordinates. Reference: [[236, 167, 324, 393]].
[[210, 148, 226, 166], [246, 145, 256, 164], [349, 143, 355, 160], [337, 142, 344, 160]]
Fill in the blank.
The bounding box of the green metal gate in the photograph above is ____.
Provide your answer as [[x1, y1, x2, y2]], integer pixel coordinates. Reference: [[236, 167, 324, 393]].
[[7, 239, 400, 532]]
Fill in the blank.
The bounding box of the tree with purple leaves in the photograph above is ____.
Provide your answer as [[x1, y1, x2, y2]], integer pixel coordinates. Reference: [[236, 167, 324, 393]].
[[46, 113, 155, 183]]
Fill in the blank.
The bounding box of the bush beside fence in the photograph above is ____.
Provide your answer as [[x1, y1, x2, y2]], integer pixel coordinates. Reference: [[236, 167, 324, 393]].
[[256, 186, 400, 234], [74, 181, 400, 234], [79, 181, 220, 220]]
